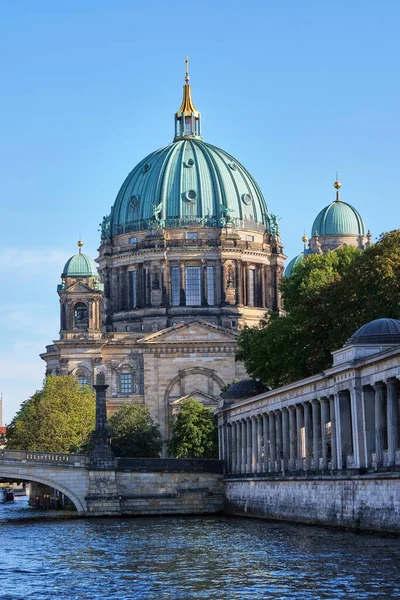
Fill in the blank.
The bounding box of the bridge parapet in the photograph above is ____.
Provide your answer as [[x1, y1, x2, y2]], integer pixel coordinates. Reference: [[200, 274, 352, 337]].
[[0, 450, 89, 467]]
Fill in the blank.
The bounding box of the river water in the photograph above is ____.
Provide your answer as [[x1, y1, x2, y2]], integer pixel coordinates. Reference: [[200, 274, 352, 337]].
[[1, 498, 400, 599]]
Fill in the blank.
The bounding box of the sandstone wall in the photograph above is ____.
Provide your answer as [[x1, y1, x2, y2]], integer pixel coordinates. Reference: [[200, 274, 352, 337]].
[[225, 474, 400, 533]]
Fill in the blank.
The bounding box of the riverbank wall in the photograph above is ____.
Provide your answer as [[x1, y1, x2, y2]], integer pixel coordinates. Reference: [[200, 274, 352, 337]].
[[224, 472, 400, 533]]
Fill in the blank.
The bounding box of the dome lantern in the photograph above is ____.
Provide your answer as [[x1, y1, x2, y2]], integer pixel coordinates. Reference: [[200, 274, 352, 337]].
[[174, 57, 202, 142]]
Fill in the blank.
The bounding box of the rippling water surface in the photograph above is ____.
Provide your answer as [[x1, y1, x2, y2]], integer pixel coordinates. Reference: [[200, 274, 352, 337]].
[[1, 498, 400, 599]]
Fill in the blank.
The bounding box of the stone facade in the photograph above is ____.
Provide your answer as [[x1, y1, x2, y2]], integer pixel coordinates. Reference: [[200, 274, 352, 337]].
[[218, 324, 400, 532]]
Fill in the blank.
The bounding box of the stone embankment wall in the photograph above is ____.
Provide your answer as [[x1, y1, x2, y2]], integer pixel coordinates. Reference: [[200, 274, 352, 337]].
[[225, 474, 400, 533], [86, 459, 225, 516]]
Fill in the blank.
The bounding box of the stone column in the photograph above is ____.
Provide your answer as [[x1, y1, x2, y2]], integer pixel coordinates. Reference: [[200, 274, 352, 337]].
[[262, 413, 269, 472], [240, 419, 247, 474], [230, 422, 236, 475], [303, 402, 313, 470], [289, 406, 297, 471], [320, 398, 330, 470], [251, 416, 258, 473], [386, 378, 399, 467], [221, 260, 226, 305], [256, 415, 263, 472], [312, 399, 321, 470], [329, 395, 338, 470], [261, 265, 267, 309], [201, 259, 207, 306], [268, 412, 276, 472], [275, 410, 283, 473], [281, 408, 289, 473], [296, 404, 304, 469], [218, 425, 223, 460], [373, 382, 385, 468], [236, 421, 242, 474], [242, 262, 247, 306], [246, 419, 252, 473]]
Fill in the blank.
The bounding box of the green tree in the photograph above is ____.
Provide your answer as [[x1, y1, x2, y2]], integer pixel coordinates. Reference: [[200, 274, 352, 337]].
[[236, 231, 400, 387], [6, 375, 95, 452], [167, 399, 218, 458], [108, 404, 162, 458]]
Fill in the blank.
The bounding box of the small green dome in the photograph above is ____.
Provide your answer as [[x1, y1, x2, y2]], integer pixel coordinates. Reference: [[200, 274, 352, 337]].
[[312, 200, 366, 237], [62, 252, 98, 278], [284, 252, 305, 277], [110, 139, 269, 236]]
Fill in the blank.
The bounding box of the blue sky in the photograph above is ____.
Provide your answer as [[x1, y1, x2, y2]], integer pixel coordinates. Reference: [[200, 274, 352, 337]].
[[1, 0, 399, 423]]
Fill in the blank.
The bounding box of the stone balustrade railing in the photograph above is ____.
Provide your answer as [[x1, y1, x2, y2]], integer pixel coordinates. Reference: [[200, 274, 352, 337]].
[[0, 450, 89, 466]]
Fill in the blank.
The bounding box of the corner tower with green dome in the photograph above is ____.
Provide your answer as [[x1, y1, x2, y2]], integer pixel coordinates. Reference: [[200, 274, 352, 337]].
[[284, 179, 371, 277], [57, 241, 104, 340], [97, 60, 285, 333]]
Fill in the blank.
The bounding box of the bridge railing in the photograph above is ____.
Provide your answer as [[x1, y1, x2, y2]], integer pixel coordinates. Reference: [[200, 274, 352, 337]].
[[0, 450, 89, 466]]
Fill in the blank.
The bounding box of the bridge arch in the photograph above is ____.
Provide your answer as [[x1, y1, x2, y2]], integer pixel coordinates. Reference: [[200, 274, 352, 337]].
[[0, 469, 86, 514]]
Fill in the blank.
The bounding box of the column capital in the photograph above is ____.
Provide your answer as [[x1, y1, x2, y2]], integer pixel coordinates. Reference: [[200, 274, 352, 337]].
[[385, 376, 398, 386], [372, 381, 385, 390], [319, 396, 329, 405], [311, 398, 320, 405]]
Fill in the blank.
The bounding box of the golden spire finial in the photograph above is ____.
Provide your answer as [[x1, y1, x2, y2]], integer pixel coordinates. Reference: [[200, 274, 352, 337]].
[[333, 173, 342, 201], [185, 55, 190, 83], [301, 233, 308, 244], [77, 239, 84, 254]]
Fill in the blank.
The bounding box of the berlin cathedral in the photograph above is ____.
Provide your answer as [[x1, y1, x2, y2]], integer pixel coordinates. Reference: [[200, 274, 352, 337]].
[[41, 61, 370, 443]]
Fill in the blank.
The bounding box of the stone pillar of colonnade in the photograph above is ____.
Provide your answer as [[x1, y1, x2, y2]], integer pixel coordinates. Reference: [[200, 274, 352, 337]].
[[312, 399, 322, 471], [241, 420, 247, 474], [320, 398, 330, 470], [386, 377, 399, 467], [373, 382, 385, 468], [230, 423, 237, 475], [256, 415, 263, 472], [282, 408, 289, 472], [289, 406, 297, 471], [275, 411, 282, 473], [268, 412, 276, 472], [362, 385, 375, 468], [303, 402, 312, 470], [218, 426, 223, 460], [236, 421, 242, 474], [295, 405, 304, 470], [251, 416, 258, 473], [246, 419, 252, 473], [262, 414, 269, 473], [329, 395, 338, 470], [336, 390, 354, 469]]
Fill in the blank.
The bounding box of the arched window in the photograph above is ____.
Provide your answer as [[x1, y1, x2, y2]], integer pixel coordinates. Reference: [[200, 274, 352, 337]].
[[75, 369, 90, 387], [74, 303, 88, 328]]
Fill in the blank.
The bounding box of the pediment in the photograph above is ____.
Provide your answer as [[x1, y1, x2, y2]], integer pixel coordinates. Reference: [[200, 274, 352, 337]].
[[66, 281, 93, 293], [139, 319, 238, 345], [169, 389, 218, 406]]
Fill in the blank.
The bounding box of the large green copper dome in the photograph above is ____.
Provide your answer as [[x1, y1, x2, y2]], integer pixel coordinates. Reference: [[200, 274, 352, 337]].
[[62, 252, 98, 277], [284, 251, 305, 277], [110, 139, 269, 236]]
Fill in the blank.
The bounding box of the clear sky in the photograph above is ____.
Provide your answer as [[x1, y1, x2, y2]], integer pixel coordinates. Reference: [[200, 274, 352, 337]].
[[1, 0, 399, 423]]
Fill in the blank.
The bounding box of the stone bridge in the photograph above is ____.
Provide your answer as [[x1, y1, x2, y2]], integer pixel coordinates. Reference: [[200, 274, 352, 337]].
[[0, 450, 224, 516]]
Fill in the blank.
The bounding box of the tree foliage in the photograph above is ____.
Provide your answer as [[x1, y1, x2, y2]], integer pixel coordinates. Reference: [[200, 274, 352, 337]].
[[167, 399, 218, 459], [108, 404, 162, 458], [236, 230, 400, 388], [6, 375, 95, 452]]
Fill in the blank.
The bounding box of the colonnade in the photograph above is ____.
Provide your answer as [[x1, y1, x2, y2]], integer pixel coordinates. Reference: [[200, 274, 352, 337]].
[[219, 378, 400, 475]]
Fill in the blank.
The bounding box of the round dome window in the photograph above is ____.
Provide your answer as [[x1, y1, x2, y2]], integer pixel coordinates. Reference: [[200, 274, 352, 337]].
[[186, 158, 195, 167], [143, 163, 150, 173], [130, 195, 140, 207], [186, 190, 197, 202], [229, 162, 237, 170], [242, 193, 252, 205]]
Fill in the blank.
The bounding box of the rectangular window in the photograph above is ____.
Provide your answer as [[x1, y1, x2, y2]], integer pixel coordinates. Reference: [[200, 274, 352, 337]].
[[246, 235, 254, 242], [185, 266, 201, 306], [187, 232, 198, 239], [129, 236, 137, 244], [130, 271, 137, 308], [171, 266, 180, 306], [248, 269, 255, 307], [120, 373, 132, 394], [206, 266, 215, 306]]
